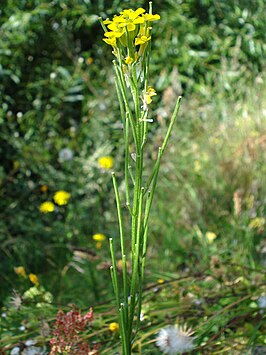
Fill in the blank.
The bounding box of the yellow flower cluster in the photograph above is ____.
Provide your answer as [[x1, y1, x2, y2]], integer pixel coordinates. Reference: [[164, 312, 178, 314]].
[[14, 267, 39, 286], [102, 7, 160, 63], [39, 190, 71, 213]]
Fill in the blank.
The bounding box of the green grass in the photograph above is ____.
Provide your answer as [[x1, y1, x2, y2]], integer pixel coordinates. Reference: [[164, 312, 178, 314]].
[[1, 81, 265, 353]]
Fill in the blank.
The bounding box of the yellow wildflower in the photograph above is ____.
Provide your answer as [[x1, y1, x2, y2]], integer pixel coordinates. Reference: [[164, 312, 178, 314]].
[[103, 19, 112, 25], [40, 185, 48, 193], [39, 201, 55, 213], [135, 35, 151, 46], [105, 19, 126, 39], [109, 322, 119, 332], [125, 56, 134, 65], [29, 273, 39, 286], [121, 8, 146, 18], [105, 28, 125, 38], [14, 266, 26, 278], [249, 217, 265, 230], [98, 156, 113, 169], [157, 279, 165, 284], [206, 232, 217, 244], [96, 242, 102, 250], [102, 7, 160, 54], [53, 190, 71, 206], [103, 36, 117, 47], [92, 233, 106, 242], [144, 86, 157, 105], [86, 57, 93, 65], [117, 9, 145, 32], [143, 13, 160, 22]]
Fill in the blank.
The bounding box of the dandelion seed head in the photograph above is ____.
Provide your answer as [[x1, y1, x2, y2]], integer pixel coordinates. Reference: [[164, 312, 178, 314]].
[[58, 148, 74, 162], [10, 290, 23, 310], [156, 325, 195, 354], [25, 339, 37, 347], [10, 347, 20, 355]]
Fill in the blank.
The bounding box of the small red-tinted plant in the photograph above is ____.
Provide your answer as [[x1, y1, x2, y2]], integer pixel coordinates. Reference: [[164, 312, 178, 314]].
[[50, 308, 97, 354]]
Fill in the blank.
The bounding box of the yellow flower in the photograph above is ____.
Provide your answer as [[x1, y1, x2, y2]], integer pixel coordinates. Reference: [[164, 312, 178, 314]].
[[96, 242, 102, 250], [53, 190, 71, 206], [39, 201, 55, 213], [14, 266, 26, 278], [102, 8, 160, 53], [121, 8, 146, 18], [143, 13, 160, 22], [109, 322, 119, 332], [144, 86, 156, 105], [105, 19, 126, 38], [135, 35, 151, 46], [86, 57, 93, 65], [105, 28, 125, 38], [103, 36, 117, 47], [249, 217, 265, 230], [118, 8, 145, 31], [29, 273, 39, 286], [157, 279, 165, 284], [119, 17, 144, 32], [206, 232, 217, 244], [40, 185, 48, 193], [98, 156, 113, 169], [125, 56, 134, 65], [103, 19, 112, 25], [92, 233, 106, 242]]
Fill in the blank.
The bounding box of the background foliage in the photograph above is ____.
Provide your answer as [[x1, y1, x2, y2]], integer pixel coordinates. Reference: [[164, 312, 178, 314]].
[[0, 0, 265, 353]]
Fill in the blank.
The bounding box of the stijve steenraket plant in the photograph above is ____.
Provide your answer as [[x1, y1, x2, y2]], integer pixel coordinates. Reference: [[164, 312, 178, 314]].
[[100, 3, 181, 354]]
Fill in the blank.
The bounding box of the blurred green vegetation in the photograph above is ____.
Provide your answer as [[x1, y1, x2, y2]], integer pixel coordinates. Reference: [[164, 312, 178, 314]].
[[0, 0, 265, 353]]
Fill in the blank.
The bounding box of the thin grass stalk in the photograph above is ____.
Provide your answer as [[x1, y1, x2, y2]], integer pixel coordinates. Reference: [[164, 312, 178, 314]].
[[125, 113, 131, 209], [129, 187, 144, 334], [111, 173, 128, 325], [115, 77, 125, 126], [113, 61, 139, 150]]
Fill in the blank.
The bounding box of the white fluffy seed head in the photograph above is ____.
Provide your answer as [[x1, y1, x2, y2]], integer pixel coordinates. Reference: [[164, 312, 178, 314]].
[[156, 325, 195, 354]]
